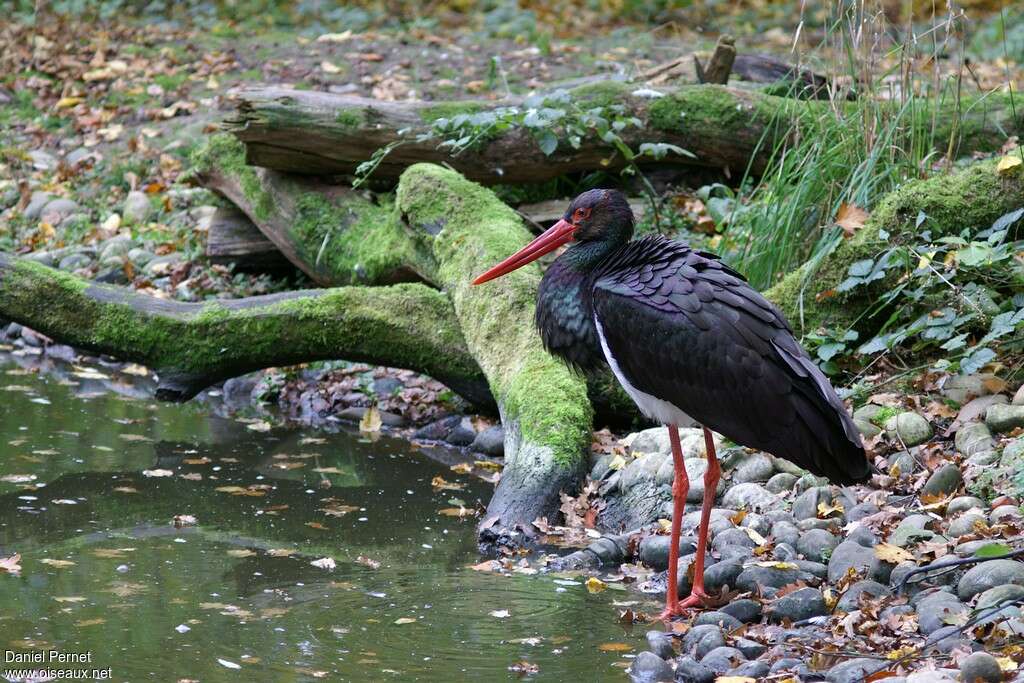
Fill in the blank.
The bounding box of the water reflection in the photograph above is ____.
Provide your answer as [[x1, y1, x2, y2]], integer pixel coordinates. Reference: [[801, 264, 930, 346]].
[[0, 353, 645, 681]]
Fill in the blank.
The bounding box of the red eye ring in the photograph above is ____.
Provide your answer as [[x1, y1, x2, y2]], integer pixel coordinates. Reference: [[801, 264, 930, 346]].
[[573, 207, 590, 222]]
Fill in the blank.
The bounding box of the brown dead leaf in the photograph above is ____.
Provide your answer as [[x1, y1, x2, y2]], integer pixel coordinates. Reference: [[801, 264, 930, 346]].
[[597, 643, 633, 652], [836, 202, 870, 237], [0, 554, 22, 575], [356, 555, 381, 569], [874, 543, 913, 564]]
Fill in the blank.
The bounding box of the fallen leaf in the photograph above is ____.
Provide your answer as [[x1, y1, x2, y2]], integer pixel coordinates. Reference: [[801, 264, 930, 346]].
[[227, 549, 256, 558], [53, 596, 86, 603], [489, 609, 511, 618], [715, 677, 756, 683], [836, 202, 870, 237], [509, 661, 540, 674], [754, 561, 799, 570], [142, 469, 174, 478], [875, 543, 913, 564], [0, 554, 22, 575], [266, 548, 297, 557], [394, 617, 417, 625], [356, 555, 381, 569], [40, 559, 75, 568], [217, 659, 241, 670], [598, 642, 633, 652], [450, 462, 473, 474], [360, 406, 382, 433], [997, 154, 1023, 176], [586, 577, 608, 593], [311, 557, 336, 570], [431, 476, 464, 491]]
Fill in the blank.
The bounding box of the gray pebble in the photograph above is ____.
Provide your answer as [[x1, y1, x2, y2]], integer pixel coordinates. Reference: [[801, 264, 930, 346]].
[[826, 657, 882, 683], [955, 422, 994, 456], [702, 561, 742, 593], [846, 501, 880, 522], [673, 656, 713, 683], [123, 190, 152, 225], [639, 535, 697, 571], [797, 528, 839, 562], [771, 520, 800, 547], [917, 591, 967, 635], [958, 652, 1002, 683], [721, 482, 777, 512], [885, 411, 933, 446], [958, 559, 1024, 600], [736, 565, 801, 593], [692, 610, 742, 630], [986, 404, 1024, 433], [947, 512, 985, 538], [720, 598, 761, 624], [627, 651, 673, 682], [645, 630, 674, 660], [727, 661, 769, 679], [921, 464, 962, 497], [947, 495, 986, 515], [976, 584, 1024, 610], [698, 646, 746, 674], [731, 453, 775, 484], [767, 587, 827, 622], [828, 540, 875, 582], [471, 425, 504, 456], [765, 472, 798, 493], [835, 580, 889, 612]]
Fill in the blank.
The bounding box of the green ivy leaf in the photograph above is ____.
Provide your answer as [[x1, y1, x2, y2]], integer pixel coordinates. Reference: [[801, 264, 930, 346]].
[[973, 543, 1012, 559], [535, 129, 558, 156]]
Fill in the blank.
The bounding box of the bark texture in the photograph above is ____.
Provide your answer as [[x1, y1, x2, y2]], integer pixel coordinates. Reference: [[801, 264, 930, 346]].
[[0, 253, 492, 406], [224, 82, 1021, 183]]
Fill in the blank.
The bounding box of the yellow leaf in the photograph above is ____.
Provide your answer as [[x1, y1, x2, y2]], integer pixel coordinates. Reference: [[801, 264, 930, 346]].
[[598, 642, 633, 652], [226, 549, 255, 558], [586, 577, 607, 593], [916, 250, 935, 270], [715, 677, 757, 683], [997, 154, 1023, 176], [608, 454, 627, 471], [817, 500, 844, 518], [394, 617, 417, 625], [997, 656, 1019, 672], [40, 559, 75, 568], [55, 96, 84, 109], [450, 462, 473, 474], [753, 561, 799, 570], [886, 646, 916, 660], [360, 406, 382, 433], [874, 542, 913, 564]]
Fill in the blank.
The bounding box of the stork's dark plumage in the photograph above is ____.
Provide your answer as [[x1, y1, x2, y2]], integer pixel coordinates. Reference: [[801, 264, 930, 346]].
[[474, 189, 869, 618]]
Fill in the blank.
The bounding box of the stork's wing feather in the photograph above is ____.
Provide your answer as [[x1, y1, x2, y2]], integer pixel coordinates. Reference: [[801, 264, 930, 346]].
[[591, 236, 868, 484]]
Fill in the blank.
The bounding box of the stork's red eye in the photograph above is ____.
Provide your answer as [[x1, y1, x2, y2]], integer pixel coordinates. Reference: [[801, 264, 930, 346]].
[[573, 207, 591, 222]]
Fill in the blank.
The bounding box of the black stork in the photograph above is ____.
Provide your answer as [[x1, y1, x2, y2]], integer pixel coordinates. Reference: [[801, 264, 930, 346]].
[[473, 189, 870, 619]]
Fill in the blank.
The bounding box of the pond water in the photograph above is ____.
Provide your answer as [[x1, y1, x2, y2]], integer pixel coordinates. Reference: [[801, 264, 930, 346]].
[[0, 351, 649, 682]]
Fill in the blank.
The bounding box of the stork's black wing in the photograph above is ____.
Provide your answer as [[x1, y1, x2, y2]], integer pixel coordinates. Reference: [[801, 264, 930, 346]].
[[590, 235, 868, 484]]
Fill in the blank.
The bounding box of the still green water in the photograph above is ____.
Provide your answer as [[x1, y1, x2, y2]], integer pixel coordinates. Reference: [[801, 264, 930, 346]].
[[0, 354, 647, 682]]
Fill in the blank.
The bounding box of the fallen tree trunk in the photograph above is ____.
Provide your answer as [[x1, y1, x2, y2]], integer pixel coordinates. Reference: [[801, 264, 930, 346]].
[[192, 134, 432, 286], [205, 205, 294, 272], [395, 164, 594, 542], [225, 82, 1021, 183], [0, 253, 493, 406]]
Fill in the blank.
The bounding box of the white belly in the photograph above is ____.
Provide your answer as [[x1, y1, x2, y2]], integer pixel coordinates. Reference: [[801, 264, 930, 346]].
[[594, 315, 696, 428]]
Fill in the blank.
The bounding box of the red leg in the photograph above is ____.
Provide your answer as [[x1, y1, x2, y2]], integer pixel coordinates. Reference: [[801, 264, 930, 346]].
[[657, 423, 689, 620], [674, 426, 720, 610]]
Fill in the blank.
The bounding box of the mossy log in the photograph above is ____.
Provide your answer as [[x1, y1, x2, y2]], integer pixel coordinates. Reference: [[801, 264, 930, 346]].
[[766, 159, 1024, 336], [224, 82, 1021, 183], [192, 134, 432, 286], [205, 205, 294, 273], [395, 164, 594, 541], [0, 253, 493, 406]]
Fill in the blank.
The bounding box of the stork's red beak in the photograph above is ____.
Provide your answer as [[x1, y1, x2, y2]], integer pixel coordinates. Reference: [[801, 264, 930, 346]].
[[472, 219, 576, 285]]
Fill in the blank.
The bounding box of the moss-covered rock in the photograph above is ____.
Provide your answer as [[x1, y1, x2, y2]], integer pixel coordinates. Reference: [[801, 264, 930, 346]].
[[765, 159, 1024, 335]]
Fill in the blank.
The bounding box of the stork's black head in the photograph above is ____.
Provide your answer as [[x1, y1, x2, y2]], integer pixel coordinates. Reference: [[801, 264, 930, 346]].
[[563, 189, 635, 246], [472, 188, 634, 285]]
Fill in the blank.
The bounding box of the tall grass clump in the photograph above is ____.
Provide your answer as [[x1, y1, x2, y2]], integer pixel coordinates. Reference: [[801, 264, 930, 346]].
[[725, 1, 979, 290]]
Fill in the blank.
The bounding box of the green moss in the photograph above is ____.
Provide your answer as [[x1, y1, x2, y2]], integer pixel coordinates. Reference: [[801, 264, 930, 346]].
[[649, 85, 777, 134], [334, 109, 365, 129], [766, 159, 1024, 334], [190, 134, 272, 221], [396, 163, 592, 469], [567, 80, 633, 110]]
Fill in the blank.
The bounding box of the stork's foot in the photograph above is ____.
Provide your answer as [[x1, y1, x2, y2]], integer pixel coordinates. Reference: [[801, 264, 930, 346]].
[[657, 589, 711, 620]]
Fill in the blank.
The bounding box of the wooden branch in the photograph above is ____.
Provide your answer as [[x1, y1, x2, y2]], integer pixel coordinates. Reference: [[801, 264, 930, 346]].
[[0, 253, 493, 407], [695, 34, 736, 85], [205, 205, 294, 273]]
